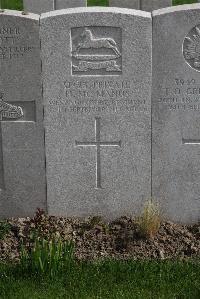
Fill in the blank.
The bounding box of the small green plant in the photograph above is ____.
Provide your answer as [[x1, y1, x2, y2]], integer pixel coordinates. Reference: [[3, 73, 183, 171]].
[[137, 199, 161, 239], [0, 221, 11, 240], [20, 237, 74, 277]]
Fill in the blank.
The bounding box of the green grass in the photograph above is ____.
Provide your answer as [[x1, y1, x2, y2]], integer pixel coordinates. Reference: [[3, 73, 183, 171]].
[[0, 0, 23, 10], [0, 0, 198, 10], [0, 221, 11, 240], [174, 0, 197, 4], [0, 260, 200, 299]]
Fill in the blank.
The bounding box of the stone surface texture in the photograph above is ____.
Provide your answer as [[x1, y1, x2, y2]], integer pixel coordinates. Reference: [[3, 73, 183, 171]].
[[109, 0, 172, 11], [23, 0, 54, 14], [23, 0, 86, 14], [109, 0, 140, 9], [55, 0, 87, 9], [141, 0, 172, 12], [41, 7, 152, 219], [0, 10, 46, 218], [152, 4, 200, 224]]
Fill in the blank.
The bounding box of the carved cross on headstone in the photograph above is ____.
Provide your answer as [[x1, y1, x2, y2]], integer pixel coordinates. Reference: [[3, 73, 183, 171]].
[[182, 138, 200, 145], [75, 117, 121, 189], [0, 93, 35, 191]]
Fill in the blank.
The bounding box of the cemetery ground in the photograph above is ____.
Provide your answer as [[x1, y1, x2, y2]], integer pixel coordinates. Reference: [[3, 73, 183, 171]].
[[0, 209, 199, 298]]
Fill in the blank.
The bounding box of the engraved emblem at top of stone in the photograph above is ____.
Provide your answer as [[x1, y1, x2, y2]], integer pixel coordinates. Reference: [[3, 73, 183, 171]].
[[75, 117, 121, 189], [71, 27, 122, 75], [183, 25, 200, 72], [0, 93, 23, 121]]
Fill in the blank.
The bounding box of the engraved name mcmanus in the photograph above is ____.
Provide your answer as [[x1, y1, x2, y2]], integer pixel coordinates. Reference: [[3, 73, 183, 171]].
[[64, 80, 133, 98]]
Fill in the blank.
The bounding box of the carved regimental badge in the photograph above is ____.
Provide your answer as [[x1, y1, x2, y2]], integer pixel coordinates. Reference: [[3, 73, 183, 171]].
[[71, 27, 122, 76], [0, 93, 23, 121], [183, 25, 200, 72]]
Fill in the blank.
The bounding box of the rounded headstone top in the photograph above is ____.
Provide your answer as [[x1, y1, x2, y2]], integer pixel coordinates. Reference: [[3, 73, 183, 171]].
[[0, 9, 40, 20], [40, 7, 151, 19], [152, 3, 200, 16]]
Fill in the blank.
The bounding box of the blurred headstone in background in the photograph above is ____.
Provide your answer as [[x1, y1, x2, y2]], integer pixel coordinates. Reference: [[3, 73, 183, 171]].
[[109, 0, 140, 9], [109, 0, 172, 11], [23, 0, 87, 14], [141, 0, 172, 11], [23, 0, 54, 14]]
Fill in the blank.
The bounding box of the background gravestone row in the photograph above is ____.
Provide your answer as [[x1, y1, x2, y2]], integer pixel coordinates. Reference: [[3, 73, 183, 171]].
[[23, 0, 87, 14], [0, 4, 200, 223], [109, 0, 172, 11], [23, 0, 172, 13]]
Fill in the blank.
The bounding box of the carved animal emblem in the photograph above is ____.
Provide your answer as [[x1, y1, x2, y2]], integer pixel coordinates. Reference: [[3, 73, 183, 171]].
[[74, 29, 121, 57], [0, 99, 23, 120]]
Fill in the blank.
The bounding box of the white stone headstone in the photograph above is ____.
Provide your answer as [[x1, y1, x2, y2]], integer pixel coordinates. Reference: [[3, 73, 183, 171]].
[[23, 0, 54, 14], [23, 0, 87, 14], [41, 7, 152, 219], [0, 10, 46, 218], [141, 0, 172, 12], [109, 0, 172, 11], [56, 0, 87, 9], [152, 4, 200, 223], [109, 0, 140, 10]]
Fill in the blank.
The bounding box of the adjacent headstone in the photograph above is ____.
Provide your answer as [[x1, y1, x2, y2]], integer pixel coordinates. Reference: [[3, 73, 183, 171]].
[[0, 10, 46, 218], [109, 0, 140, 10], [109, 0, 172, 11], [152, 4, 200, 223], [23, 0, 87, 14], [141, 0, 172, 12], [56, 0, 87, 9], [41, 7, 152, 219], [23, 0, 54, 14]]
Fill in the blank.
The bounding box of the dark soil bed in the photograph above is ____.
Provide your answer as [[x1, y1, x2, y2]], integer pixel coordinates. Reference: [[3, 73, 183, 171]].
[[0, 210, 199, 262]]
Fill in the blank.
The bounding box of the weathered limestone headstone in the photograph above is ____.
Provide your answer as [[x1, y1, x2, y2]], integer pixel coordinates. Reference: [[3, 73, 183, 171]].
[[0, 10, 46, 218], [41, 7, 152, 219], [141, 0, 172, 12], [152, 4, 200, 223], [23, 0, 87, 14], [109, 0, 172, 11], [23, 0, 54, 14], [56, 0, 87, 9], [109, 0, 140, 10]]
